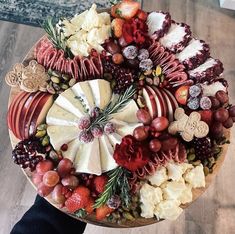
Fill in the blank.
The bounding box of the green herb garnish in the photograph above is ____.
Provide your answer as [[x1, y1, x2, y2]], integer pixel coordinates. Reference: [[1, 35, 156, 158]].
[[94, 167, 131, 208]]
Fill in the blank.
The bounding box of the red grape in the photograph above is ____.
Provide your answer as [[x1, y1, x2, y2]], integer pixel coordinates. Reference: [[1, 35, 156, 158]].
[[161, 137, 178, 151], [136, 109, 152, 124], [36, 160, 54, 175], [215, 90, 229, 104], [149, 139, 162, 152], [209, 96, 220, 109], [37, 182, 53, 197], [43, 171, 60, 187], [133, 126, 149, 141], [223, 117, 233, 129], [151, 117, 169, 132], [106, 41, 121, 54], [229, 106, 235, 117], [61, 175, 79, 189], [51, 184, 66, 205], [213, 108, 229, 123], [210, 122, 223, 138], [57, 158, 73, 178], [32, 172, 43, 186], [112, 53, 124, 64]]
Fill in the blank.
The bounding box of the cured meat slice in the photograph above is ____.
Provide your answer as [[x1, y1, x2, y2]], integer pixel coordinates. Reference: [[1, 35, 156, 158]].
[[160, 21, 192, 53], [149, 41, 188, 88], [188, 57, 224, 83], [147, 11, 171, 40], [176, 38, 210, 70]]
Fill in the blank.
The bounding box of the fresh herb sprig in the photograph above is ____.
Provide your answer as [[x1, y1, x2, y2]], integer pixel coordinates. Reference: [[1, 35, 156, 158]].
[[94, 167, 131, 208], [42, 18, 73, 58], [88, 85, 136, 130]]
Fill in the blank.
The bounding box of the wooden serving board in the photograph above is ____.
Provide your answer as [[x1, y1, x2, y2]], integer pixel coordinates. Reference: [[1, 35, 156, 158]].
[[7, 39, 230, 228]]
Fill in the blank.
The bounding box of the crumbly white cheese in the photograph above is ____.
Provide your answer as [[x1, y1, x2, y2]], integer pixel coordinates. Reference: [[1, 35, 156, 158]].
[[162, 181, 187, 201], [148, 167, 168, 186], [179, 183, 193, 204], [184, 164, 206, 188]]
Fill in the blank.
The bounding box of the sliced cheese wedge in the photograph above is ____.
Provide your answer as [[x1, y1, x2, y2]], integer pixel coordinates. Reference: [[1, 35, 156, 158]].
[[110, 118, 142, 136], [47, 126, 79, 150], [46, 104, 79, 126], [72, 81, 95, 111], [75, 138, 102, 175], [99, 135, 117, 172], [62, 138, 81, 162], [111, 100, 139, 123], [88, 79, 112, 110], [107, 133, 122, 148], [55, 89, 85, 118]]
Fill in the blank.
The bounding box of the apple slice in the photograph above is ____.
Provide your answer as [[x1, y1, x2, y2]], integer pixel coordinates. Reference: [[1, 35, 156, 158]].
[[152, 86, 167, 117], [160, 89, 174, 122], [24, 92, 46, 139], [28, 94, 53, 137], [142, 86, 157, 118]]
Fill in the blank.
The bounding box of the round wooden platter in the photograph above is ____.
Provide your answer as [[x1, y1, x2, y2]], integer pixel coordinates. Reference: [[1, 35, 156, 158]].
[[7, 40, 230, 228]]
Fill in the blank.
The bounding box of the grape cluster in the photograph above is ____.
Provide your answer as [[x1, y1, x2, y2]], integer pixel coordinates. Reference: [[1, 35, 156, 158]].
[[12, 138, 45, 171], [193, 137, 213, 160]]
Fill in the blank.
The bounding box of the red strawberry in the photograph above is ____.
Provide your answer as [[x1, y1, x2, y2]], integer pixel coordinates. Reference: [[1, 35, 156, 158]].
[[65, 186, 90, 213], [112, 18, 125, 38], [137, 9, 148, 21], [85, 198, 95, 214], [96, 205, 114, 221], [122, 23, 134, 44], [199, 110, 213, 126], [111, 1, 140, 20], [93, 175, 108, 194]]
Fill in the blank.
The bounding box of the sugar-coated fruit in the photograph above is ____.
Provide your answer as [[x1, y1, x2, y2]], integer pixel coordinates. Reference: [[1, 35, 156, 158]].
[[136, 109, 152, 124], [200, 96, 212, 110], [36, 160, 54, 175], [106, 41, 121, 55], [51, 184, 66, 205], [43, 170, 60, 187], [112, 53, 124, 64], [175, 86, 189, 105], [215, 90, 229, 104], [151, 117, 169, 132], [61, 175, 79, 190], [149, 139, 162, 152], [161, 137, 178, 151], [210, 122, 223, 138], [213, 108, 229, 123], [37, 182, 53, 197], [133, 126, 149, 141], [57, 158, 73, 178], [223, 117, 233, 129], [229, 105, 235, 117], [122, 45, 138, 60], [189, 85, 201, 98]]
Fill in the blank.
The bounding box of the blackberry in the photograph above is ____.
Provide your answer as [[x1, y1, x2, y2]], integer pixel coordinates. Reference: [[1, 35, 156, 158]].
[[12, 137, 45, 171], [103, 59, 138, 94], [193, 137, 213, 160]]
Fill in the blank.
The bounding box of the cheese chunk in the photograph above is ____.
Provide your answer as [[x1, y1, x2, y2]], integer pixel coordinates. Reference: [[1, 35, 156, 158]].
[[166, 162, 185, 181], [140, 183, 163, 218], [184, 164, 205, 188], [162, 181, 187, 201], [111, 100, 139, 123], [62, 139, 81, 162], [148, 167, 168, 186], [55, 89, 85, 118], [72, 81, 95, 111], [154, 200, 183, 221], [46, 104, 79, 126], [88, 79, 112, 110], [75, 138, 101, 175], [47, 126, 79, 150], [99, 135, 117, 172], [179, 183, 193, 204]]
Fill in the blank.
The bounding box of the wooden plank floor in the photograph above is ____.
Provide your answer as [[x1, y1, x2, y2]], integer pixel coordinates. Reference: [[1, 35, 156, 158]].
[[0, 0, 235, 233]]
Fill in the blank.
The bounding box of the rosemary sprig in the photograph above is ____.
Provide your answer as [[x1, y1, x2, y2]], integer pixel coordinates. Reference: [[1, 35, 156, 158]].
[[94, 167, 131, 208], [42, 18, 73, 59], [87, 85, 136, 130], [75, 96, 89, 113]]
